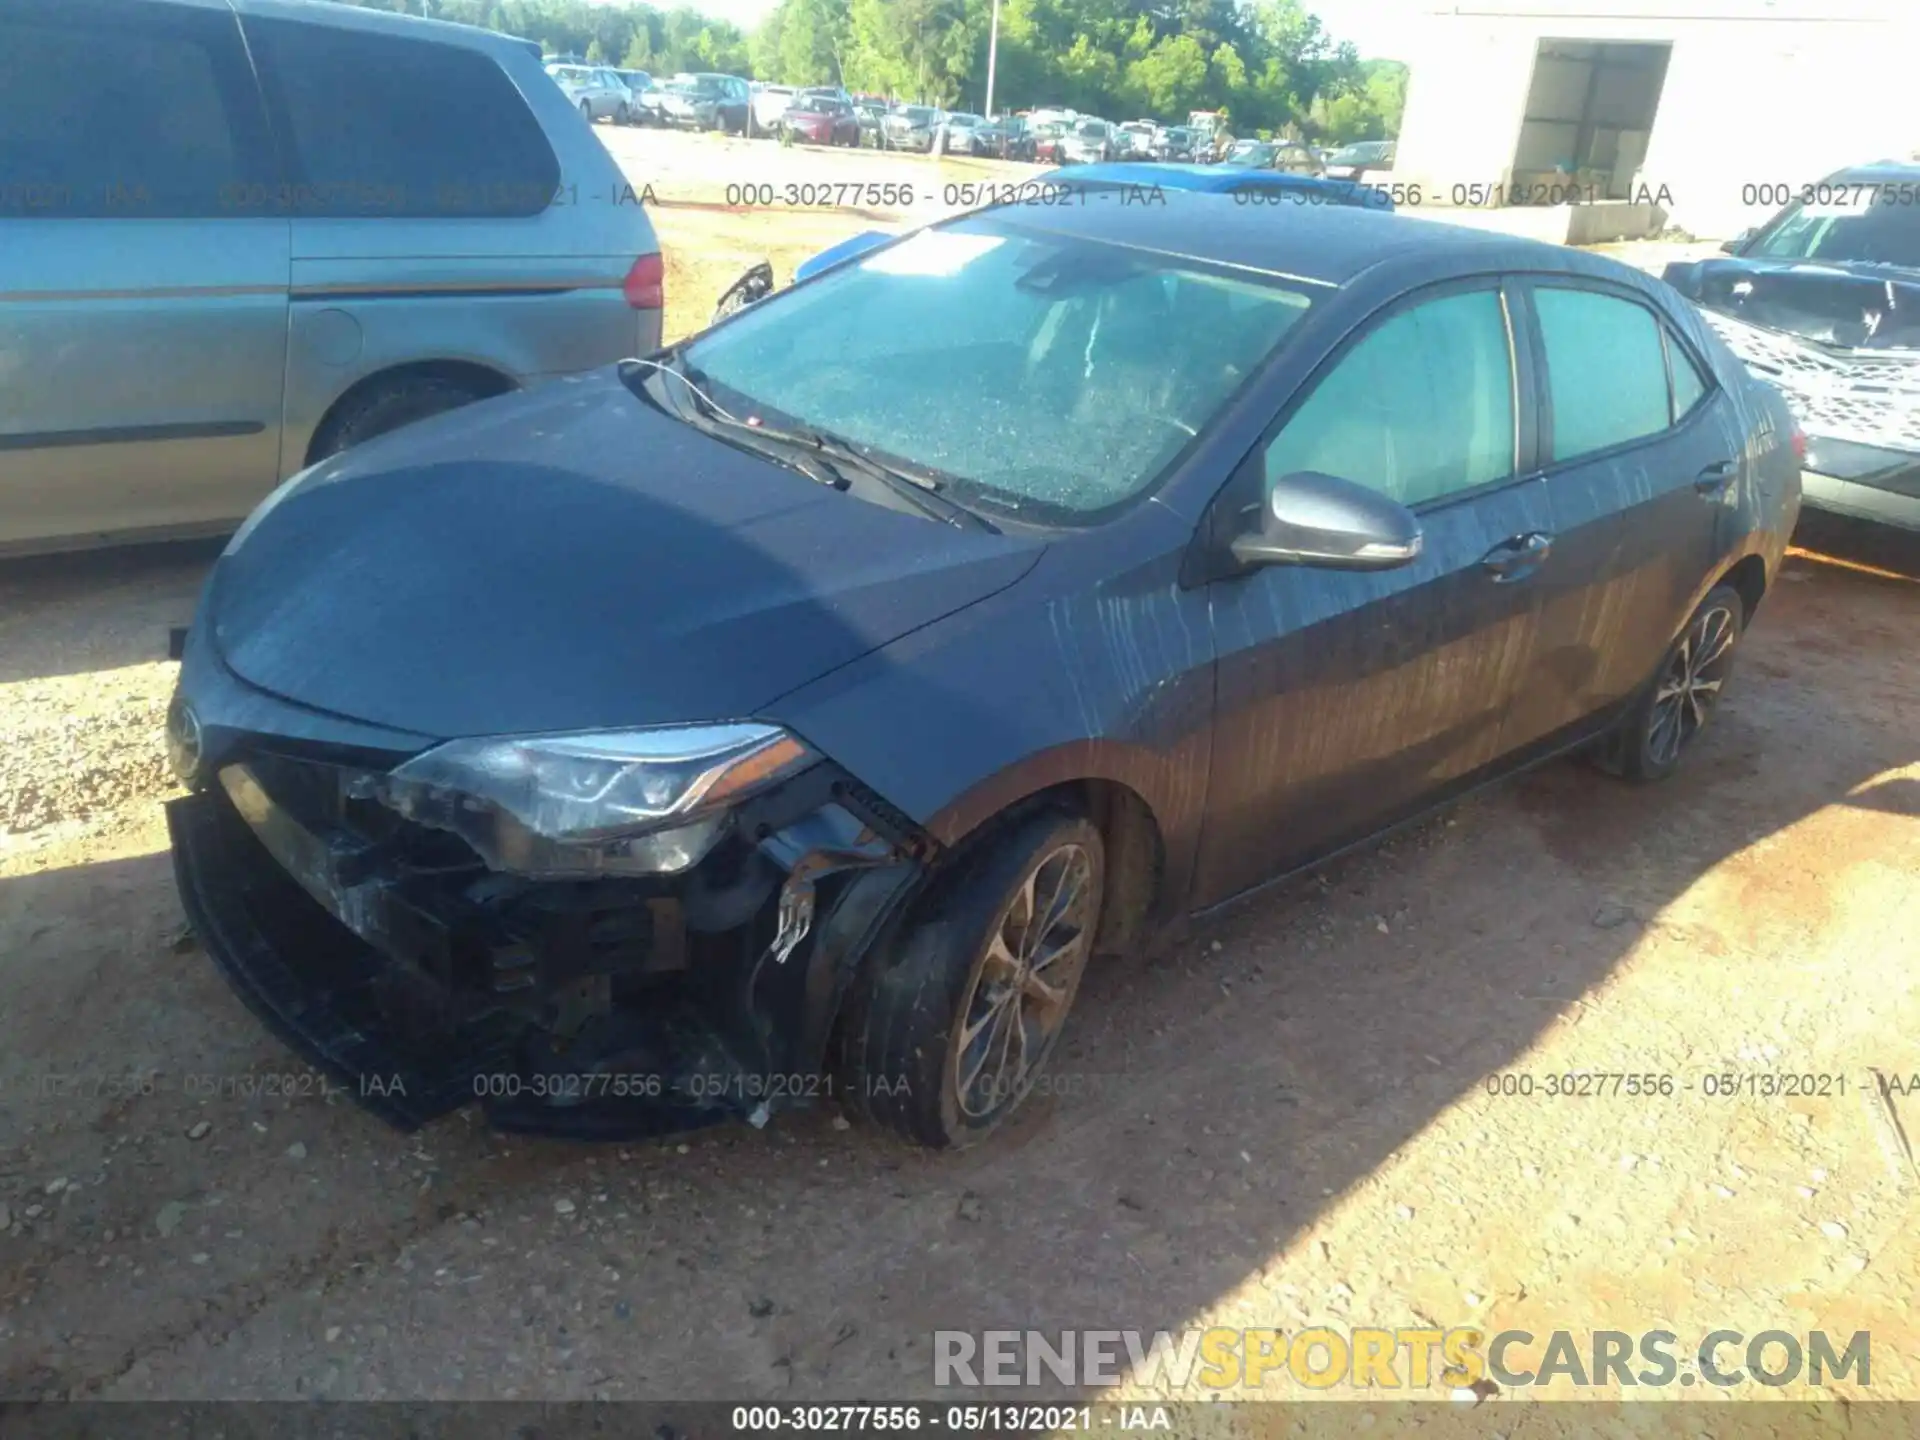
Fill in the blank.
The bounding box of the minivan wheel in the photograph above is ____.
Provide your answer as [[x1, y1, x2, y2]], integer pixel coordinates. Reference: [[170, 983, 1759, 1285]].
[[837, 808, 1104, 1149], [309, 376, 485, 463], [615, 102, 630, 125], [1594, 583, 1746, 782], [580, 100, 593, 122]]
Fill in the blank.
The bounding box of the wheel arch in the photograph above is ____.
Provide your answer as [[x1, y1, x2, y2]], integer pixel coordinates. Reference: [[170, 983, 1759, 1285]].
[[304, 359, 518, 467], [1719, 551, 1769, 623], [922, 754, 1179, 960]]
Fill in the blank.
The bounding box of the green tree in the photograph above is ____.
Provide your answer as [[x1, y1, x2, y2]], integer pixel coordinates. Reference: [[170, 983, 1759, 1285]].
[[320, 0, 1388, 123], [1125, 34, 1208, 118], [1315, 57, 1406, 141]]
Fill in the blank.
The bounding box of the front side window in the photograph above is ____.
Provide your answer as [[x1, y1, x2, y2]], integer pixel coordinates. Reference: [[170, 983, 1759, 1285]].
[[0, 0, 265, 219], [682, 219, 1315, 523], [247, 20, 560, 218], [1263, 288, 1516, 509], [1535, 287, 1672, 463]]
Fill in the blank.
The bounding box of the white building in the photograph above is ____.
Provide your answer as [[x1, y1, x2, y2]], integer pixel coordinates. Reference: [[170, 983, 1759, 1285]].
[[1391, 0, 1920, 242]]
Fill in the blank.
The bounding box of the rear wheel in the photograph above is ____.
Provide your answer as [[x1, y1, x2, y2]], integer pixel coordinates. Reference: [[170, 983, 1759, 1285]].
[[615, 102, 630, 125], [308, 375, 486, 463], [1594, 583, 1745, 782], [579, 100, 593, 123], [837, 808, 1104, 1149]]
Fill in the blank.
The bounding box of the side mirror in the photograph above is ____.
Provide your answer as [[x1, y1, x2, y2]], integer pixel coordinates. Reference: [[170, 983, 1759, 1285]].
[[711, 261, 775, 324], [1231, 470, 1423, 571], [1720, 227, 1756, 254]]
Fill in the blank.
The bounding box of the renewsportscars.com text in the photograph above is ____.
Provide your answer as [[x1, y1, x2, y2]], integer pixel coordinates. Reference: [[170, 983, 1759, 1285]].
[[933, 1326, 1872, 1390]]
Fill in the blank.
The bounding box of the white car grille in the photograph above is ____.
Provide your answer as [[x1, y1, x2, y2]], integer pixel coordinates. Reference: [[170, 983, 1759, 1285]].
[[1703, 309, 1920, 454]]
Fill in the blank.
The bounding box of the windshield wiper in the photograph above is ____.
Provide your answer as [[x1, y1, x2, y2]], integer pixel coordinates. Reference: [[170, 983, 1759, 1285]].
[[801, 429, 996, 532], [671, 360, 997, 532], [624, 358, 848, 491]]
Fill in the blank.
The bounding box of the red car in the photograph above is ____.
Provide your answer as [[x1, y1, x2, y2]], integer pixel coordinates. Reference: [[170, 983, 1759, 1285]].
[[1031, 119, 1071, 164], [781, 94, 861, 147]]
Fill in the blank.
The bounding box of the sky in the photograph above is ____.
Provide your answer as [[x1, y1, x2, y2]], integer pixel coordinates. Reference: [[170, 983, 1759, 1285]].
[[587, 0, 1424, 61]]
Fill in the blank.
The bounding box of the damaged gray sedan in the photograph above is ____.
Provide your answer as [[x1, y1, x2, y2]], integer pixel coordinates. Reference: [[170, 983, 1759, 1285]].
[[1664, 161, 1920, 533], [168, 198, 1800, 1148]]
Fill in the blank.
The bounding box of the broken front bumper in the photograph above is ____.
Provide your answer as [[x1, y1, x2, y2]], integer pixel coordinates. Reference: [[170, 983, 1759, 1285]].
[[169, 744, 930, 1140], [1703, 310, 1920, 532]]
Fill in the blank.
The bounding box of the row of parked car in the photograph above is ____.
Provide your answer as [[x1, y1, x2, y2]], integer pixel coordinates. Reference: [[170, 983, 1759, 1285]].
[[543, 60, 1405, 183], [546, 61, 756, 134]]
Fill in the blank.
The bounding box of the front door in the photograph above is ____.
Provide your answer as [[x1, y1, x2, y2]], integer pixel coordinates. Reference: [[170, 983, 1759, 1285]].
[[1195, 281, 1556, 907], [0, 0, 289, 552]]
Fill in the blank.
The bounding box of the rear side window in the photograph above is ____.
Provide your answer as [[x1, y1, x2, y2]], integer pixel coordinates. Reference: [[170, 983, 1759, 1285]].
[[246, 19, 560, 218], [1264, 288, 1516, 509], [0, 0, 269, 219], [1667, 331, 1710, 421], [1536, 287, 1672, 462]]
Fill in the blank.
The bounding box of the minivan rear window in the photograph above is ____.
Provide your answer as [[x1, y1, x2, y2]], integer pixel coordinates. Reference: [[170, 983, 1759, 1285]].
[[246, 19, 561, 218]]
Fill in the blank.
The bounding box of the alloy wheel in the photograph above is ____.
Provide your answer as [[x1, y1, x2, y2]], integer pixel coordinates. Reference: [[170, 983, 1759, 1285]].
[[952, 842, 1096, 1120], [1648, 602, 1737, 766]]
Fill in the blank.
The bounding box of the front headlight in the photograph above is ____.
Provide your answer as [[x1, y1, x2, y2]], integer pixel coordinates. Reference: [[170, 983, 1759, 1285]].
[[366, 723, 816, 879]]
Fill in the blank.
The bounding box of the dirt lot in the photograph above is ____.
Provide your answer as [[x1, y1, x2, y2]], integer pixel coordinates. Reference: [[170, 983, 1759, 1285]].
[[2, 130, 1918, 1416]]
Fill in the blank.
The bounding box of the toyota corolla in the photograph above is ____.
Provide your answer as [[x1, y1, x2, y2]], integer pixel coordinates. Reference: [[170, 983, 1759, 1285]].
[[167, 200, 1801, 1149]]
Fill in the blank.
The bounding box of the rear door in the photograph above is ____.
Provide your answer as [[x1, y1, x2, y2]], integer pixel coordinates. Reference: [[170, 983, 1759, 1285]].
[[239, 12, 653, 467], [1195, 279, 1556, 906], [1496, 280, 1732, 750], [0, 0, 289, 552]]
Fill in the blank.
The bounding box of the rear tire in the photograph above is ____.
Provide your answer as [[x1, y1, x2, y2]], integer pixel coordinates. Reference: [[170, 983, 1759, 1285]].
[[837, 807, 1105, 1150], [616, 102, 630, 125], [580, 100, 593, 123], [308, 376, 485, 463], [1593, 583, 1746, 782]]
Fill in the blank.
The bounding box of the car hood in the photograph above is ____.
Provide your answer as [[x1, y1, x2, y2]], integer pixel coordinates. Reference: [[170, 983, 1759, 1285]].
[[1663, 255, 1920, 351], [209, 370, 1042, 739]]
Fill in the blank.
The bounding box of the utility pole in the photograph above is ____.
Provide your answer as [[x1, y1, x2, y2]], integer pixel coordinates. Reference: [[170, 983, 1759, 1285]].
[[985, 0, 1001, 117]]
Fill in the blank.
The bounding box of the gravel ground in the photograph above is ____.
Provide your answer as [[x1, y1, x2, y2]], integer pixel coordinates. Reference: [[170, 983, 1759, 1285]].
[[1, 132, 1916, 1415]]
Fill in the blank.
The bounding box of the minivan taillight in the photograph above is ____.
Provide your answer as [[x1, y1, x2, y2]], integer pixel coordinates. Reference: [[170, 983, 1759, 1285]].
[[623, 253, 664, 311]]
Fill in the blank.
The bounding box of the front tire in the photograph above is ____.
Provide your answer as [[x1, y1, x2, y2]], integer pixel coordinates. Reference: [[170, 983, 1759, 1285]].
[[837, 808, 1105, 1149], [1594, 583, 1745, 781], [616, 102, 631, 125]]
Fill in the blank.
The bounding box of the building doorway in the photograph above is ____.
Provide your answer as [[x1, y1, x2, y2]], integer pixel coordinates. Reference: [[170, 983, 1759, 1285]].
[[1511, 40, 1671, 201]]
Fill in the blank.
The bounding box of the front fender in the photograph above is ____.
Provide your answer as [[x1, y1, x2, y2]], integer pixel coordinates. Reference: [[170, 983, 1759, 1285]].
[[765, 525, 1217, 924]]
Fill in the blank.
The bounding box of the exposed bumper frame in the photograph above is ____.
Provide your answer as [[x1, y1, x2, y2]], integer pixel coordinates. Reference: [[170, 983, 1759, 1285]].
[[170, 763, 933, 1139]]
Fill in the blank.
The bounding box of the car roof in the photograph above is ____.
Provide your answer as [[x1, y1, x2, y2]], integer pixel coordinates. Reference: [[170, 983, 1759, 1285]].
[[1826, 160, 1920, 182], [231, 0, 533, 56], [971, 188, 1633, 291]]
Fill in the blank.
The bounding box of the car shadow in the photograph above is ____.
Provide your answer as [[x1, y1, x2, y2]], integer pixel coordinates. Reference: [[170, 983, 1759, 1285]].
[[0, 540, 1913, 1404]]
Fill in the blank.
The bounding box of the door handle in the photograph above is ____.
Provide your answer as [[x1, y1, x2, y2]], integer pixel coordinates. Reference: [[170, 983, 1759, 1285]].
[[1481, 531, 1553, 581], [1695, 459, 1738, 494]]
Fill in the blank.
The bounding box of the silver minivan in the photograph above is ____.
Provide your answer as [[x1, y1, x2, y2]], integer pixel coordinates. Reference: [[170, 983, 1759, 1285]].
[[546, 63, 633, 125], [0, 0, 664, 556]]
